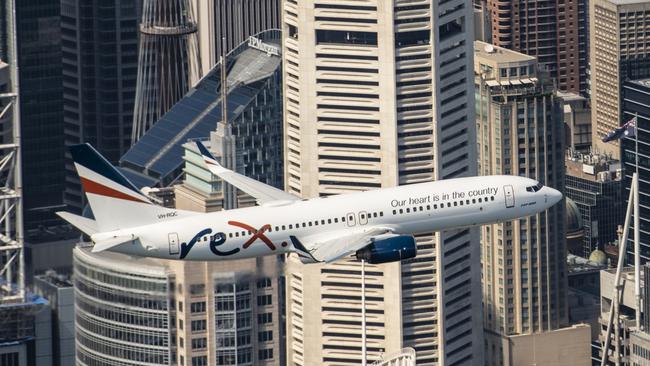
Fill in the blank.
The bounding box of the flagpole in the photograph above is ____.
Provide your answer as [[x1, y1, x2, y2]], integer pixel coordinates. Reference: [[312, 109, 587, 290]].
[[634, 112, 641, 330]]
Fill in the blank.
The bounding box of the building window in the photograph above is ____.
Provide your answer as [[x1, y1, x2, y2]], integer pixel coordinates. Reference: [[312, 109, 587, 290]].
[[258, 313, 272, 324], [191, 319, 207, 332], [190, 284, 205, 295], [258, 330, 273, 342], [257, 294, 272, 306], [259, 348, 274, 360], [191, 301, 206, 313], [192, 356, 207, 366], [192, 337, 207, 350], [257, 277, 271, 288]]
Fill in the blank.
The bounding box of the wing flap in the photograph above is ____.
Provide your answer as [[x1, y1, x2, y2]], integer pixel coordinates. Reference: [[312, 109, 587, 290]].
[[296, 227, 394, 263], [196, 141, 298, 205]]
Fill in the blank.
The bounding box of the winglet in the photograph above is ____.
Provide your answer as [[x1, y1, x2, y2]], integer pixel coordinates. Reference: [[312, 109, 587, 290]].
[[196, 141, 227, 173]]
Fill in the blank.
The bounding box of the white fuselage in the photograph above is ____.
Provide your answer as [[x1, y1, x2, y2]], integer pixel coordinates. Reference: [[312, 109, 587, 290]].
[[97, 175, 561, 261]]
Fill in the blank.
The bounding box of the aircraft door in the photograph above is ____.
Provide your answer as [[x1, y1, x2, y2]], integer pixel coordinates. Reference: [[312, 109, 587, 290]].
[[503, 185, 515, 208], [168, 233, 179, 255], [346, 212, 356, 227], [358, 211, 368, 225]]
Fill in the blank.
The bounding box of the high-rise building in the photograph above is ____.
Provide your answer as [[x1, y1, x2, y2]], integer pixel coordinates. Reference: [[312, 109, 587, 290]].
[[485, 0, 589, 95], [590, 0, 650, 158], [474, 41, 569, 365], [132, 0, 202, 143], [282, 1, 480, 365], [15, 0, 65, 234], [621, 79, 650, 262], [60, 0, 142, 215], [565, 151, 623, 258], [558, 91, 591, 152], [192, 0, 281, 73]]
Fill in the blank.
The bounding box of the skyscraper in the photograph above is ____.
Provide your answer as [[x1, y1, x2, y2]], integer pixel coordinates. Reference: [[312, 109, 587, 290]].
[[282, 1, 480, 365], [61, 0, 142, 214], [621, 79, 650, 262], [192, 0, 281, 73], [15, 0, 65, 234], [590, 0, 650, 158], [474, 41, 569, 365], [485, 0, 589, 95]]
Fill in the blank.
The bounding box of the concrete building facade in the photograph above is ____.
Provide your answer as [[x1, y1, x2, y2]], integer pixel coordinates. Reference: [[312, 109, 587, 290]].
[[474, 41, 569, 365], [282, 1, 480, 365], [590, 0, 650, 158], [485, 0, 589, 95]]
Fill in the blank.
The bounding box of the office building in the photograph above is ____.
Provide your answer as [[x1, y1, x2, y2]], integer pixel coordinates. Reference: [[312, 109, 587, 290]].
[[14, 0, 65, 234], [73, 198, 285, 366], [590, 0, 650, 157], [621, 79, 650, 262], [33, 271, 75, 366], [474, 41, 570, 365], [0, 294, 51, 366], [282, 2, 480, 365], [121, 30, 283, 191], [132, 0, 202, 143], [565, 151, 624, 258], [485, 0, 588, 95], [60, 0, 142, 215], [192, 0, 280, 73]]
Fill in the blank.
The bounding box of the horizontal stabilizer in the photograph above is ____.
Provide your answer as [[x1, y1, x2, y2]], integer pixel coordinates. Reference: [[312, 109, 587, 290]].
[[56, 212, 99, 236], [91, 235, 137, 253]]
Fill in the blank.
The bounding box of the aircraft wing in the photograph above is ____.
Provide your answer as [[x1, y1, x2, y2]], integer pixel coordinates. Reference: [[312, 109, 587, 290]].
[[290, 227, 395, 263], [196, 141, 299, 205]]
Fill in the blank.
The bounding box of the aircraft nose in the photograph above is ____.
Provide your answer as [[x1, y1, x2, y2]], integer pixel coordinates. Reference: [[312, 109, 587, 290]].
[[545, 186, 563, 206]]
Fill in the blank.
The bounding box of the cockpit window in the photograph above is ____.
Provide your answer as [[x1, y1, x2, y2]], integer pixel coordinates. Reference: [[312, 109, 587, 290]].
[[526, 183, 544, 192]]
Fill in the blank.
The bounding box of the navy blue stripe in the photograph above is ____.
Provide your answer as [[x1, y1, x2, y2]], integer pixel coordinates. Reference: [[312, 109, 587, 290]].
[[69, 143, 143, 195], [196, 141, 216, 159]]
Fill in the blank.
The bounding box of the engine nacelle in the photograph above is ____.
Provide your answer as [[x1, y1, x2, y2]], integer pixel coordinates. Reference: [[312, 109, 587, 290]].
[[355, 235, 417, 264]]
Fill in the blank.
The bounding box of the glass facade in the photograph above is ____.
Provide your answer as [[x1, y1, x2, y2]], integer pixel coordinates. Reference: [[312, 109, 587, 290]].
[[73, 248, 175, 366], [622, 80, 650, 263], [61, 0, 142, 214], [16, 0, 66, 234]]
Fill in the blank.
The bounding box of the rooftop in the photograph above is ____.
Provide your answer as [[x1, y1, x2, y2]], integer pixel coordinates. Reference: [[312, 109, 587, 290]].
[[474, 41, 535, 64]]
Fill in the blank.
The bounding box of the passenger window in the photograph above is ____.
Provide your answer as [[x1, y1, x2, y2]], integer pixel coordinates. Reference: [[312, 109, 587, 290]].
[[433, 204, 437, 209], [373, 213, 378, 218], [380, 212, 384, 217], [491, 196, 495, 201], [289, 224, 293, 229], [393, 210, 397, 215], [228, 233, 233, 238], [453, 202, 457, 207], [321, 219, 325, 225], [334, 218, 339, 223], [459, 201, 463, 206], [426, 205, 430, 210], [447, 202, 451, 207], [242, 231, 246, 236], [314, 221, 319, 226], [342, 217, 346, 222], [360, 214, 365, 219], [406, 208, 410, 213], [235, 232, 240, 237], [302, 223, 306, 227], [478, 198, 482, 203], [399, 209, 404, 214], [466, 200, 470, 205], [328, 219, 332, 224], [472, 199, 476, 204], [308, 222, 312, 227]]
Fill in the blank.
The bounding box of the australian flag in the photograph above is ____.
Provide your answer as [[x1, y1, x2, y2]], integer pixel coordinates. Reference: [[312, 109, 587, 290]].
[[602, 116, 637, 142]]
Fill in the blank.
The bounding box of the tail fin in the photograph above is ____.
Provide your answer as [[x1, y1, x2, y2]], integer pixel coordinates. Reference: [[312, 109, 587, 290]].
[[60, 143, 188, 232]]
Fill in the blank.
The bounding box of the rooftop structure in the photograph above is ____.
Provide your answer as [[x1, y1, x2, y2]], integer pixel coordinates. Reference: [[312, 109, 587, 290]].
[[132, 0, 202, 143], [120, 30, 282, 189]]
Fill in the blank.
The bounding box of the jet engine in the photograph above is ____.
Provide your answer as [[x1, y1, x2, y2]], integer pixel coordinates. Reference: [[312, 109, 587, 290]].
[[355, 235, 417, 264]]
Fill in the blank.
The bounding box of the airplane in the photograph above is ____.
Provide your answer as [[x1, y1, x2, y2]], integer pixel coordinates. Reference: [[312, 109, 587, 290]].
[[57, 142, 562, 265]]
